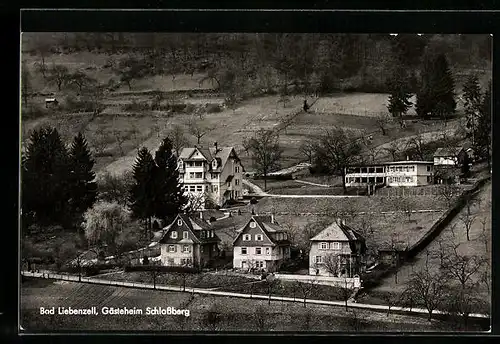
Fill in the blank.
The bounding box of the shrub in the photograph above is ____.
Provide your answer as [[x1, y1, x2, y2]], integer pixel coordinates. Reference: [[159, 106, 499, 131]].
[[209, 216, 217, 222], [250, 197, 258, 205]]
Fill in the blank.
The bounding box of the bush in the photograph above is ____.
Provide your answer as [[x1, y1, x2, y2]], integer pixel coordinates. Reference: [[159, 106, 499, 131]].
[[209, 216, 217, 222], [250, 197, 258, 205]]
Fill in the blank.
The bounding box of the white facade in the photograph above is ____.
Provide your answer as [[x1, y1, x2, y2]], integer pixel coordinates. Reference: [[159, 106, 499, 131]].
[[433, 156, 458, 166], [233, 245, 289, 270], [345, 161, 434, 187], [178, 146, 244, 209]]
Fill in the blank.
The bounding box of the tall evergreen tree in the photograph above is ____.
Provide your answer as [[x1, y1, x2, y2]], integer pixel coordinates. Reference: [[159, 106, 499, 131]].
[[68, 132, 97, 219], [416, 53, 456, 119], [129, 147, 157, 233], [473, 81, 491, 169], [153, 137, 187, 223], [22, 127, 71, 225], [386, 66, 413, 125], [462, 75, 482, 145]]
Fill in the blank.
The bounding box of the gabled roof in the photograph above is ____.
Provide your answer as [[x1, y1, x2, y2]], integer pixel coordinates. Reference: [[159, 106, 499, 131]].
[[232, 215, 290, 246], [310, 221, 365, 243], [159, 214, 220, 244], [434, 147, 465, 157], [178, 146, 243, 172]]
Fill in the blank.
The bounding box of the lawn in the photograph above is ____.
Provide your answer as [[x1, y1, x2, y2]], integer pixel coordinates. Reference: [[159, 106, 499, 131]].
[[21, 278, 473, 331], [97, 271, 258, 289]]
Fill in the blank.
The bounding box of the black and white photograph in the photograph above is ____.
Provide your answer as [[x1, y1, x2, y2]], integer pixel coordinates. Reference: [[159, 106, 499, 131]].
[[19, 31, 492, 332]]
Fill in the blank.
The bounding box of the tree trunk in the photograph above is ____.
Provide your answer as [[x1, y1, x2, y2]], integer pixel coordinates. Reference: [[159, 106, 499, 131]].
[[341, 169, 347, 194]]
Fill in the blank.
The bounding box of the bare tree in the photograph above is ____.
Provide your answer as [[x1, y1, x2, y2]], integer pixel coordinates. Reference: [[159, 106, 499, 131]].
[[130, 124, 142, 152], [299, 140, 316, 164], [384, 140, 401, 161], [82, 82, 106, 118], [314, 127, 362, 194], [112, 129, 129, 157], [438, 184, 461, 208], [187, 118, 215, 144], [478, 217, 490, 255], [263, 274, 281, 305], [459, 209, 477, 242], [339, 276, 353, 311], [381, 291, 400, 316], [406, 133, 426, 160], [168, 125, 189, 157], [392, 195, 415, 222], [246, 129, 283, 192], [92, 127, 112, 155], [295, 279, 317, 308], [322, 253, 340, 277], [376, 113, 391, 136], [47, 63, 70, 91], [403, 251, 449, 321]]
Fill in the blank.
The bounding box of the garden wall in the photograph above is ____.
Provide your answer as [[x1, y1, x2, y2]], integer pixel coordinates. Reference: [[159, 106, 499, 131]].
[[275, 273, 361, 289]]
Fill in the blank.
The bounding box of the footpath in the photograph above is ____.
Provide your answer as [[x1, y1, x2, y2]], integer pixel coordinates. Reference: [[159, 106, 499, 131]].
[[21, 271, 488, 320]]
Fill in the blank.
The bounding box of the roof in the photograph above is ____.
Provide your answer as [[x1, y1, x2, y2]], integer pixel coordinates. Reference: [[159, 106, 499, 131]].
[[310, 221, 365, 243], [348, 160, 434, 168], [178, 146, 242, 172], [233, 215, 291, 246], [434, 147, 465, 157], [159, 214, 220, 244]]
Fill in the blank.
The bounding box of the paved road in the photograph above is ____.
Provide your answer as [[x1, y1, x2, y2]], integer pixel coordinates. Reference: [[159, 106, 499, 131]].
[[242, 179, 362, 198], [21, 271, 488, 319]]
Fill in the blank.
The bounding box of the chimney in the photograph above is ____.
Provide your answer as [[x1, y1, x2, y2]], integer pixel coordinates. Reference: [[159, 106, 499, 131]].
[[199, 211, 203, 220], [251, 208, 255, 215], [214, 141, 218, 153], [406, 155, 409, 161], [271, 213, 275, 224]]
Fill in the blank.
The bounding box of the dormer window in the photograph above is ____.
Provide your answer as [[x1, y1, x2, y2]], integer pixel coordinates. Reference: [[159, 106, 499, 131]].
[[250, 222, 256, 228], [177, 220, 182, 226], [255, 234, 263, 241], [243, 234, 251, 241], [183, 231, 188, 239], [171, 231, 178, 239]]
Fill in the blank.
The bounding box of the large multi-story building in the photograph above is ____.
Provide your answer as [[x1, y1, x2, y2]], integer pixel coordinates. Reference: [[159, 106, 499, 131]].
[[344, 160, 434, 187], [178, 143, 244, 209]]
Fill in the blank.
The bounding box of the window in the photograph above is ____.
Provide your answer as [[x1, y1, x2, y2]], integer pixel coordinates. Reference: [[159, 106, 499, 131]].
[[177, 219, 182, 226], [213, 245, 217, 252], [368, 177, 375, 183], [243, 234, 251, 241], [361, 177, 367, 183], [168, 245, 176, 253], [189, 186, 196, 192], [331, 242, 341, 250], [266, 247, 270, 255], [189, 172, 194, 179], [235, 179, 239, 186], [387, 177, 392, 183], [235, 166, 240, 173], [241, 247, 247, 255], [196, 185, 203, 192], [427, 176, 433, 183], [361, 168, 367, 173], [315, 256, 322, 264], [213, 185, 219, 193], [194, 161, 203, 167], [250, 222, 256, 228], [170, 231, 178, 239], [320, 242, 328, 250], [195, 172, 203, 179], [368, 167, 375, 173], [183, 231, 188, 239], [181, 258, 192, 265], [183, 245, 190, 253], [355, 177, 361, 183], [211, 173, 217, 179], [427, 166, 432, 172], [255, 247, 262, 255], [376, 177, 384, 183], [256, 261, 264, 268], [376, 167, 383, 173], [255, 234, 263, 241]]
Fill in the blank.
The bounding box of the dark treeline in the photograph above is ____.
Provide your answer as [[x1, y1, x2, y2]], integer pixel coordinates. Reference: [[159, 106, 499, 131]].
[[23, 33, 491, 95]]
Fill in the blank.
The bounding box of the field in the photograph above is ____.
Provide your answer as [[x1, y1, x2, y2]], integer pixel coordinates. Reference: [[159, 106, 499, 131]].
[[22, 49, 474, 179], [21, 277, 471, 331]]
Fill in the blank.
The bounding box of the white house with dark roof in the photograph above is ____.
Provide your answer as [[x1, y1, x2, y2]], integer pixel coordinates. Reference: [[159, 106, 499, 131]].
[[232, 215, 291, 272], [178, 143, 244, 209], [158, 213, 220, 268], [309, 220, 366, 277]]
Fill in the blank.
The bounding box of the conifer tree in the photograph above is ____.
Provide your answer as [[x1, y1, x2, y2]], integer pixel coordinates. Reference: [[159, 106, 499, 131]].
[[153, 137, 187, 223], [462, 75, 482, 145], [416, 53, 456, 119], [473, 81, 491, 168], [386, 66, 413, 125], [129, 147, 157, 233], [68, 132, 97, 218], [22, 127, 71, 225]]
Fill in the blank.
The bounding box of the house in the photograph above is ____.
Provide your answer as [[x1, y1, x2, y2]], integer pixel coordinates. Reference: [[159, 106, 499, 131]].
[[309, 220, 366, 278], [158, 213, 220, 268], [433, 147, 468, 166], [178, 143, 244, 210], [45, 98, 59, 108], [344, 160, 434, 188], [232, 215, 291, 272], [377, 242, 408, 266]]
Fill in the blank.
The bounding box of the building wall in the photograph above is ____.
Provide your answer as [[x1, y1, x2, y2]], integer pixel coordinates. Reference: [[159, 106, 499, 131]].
[[345, 163, 434, 187], [233, 245, 290, 270], [160, 243, 197, 266], [309, 241, 352, 276], [434, 157, 457, 166]]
